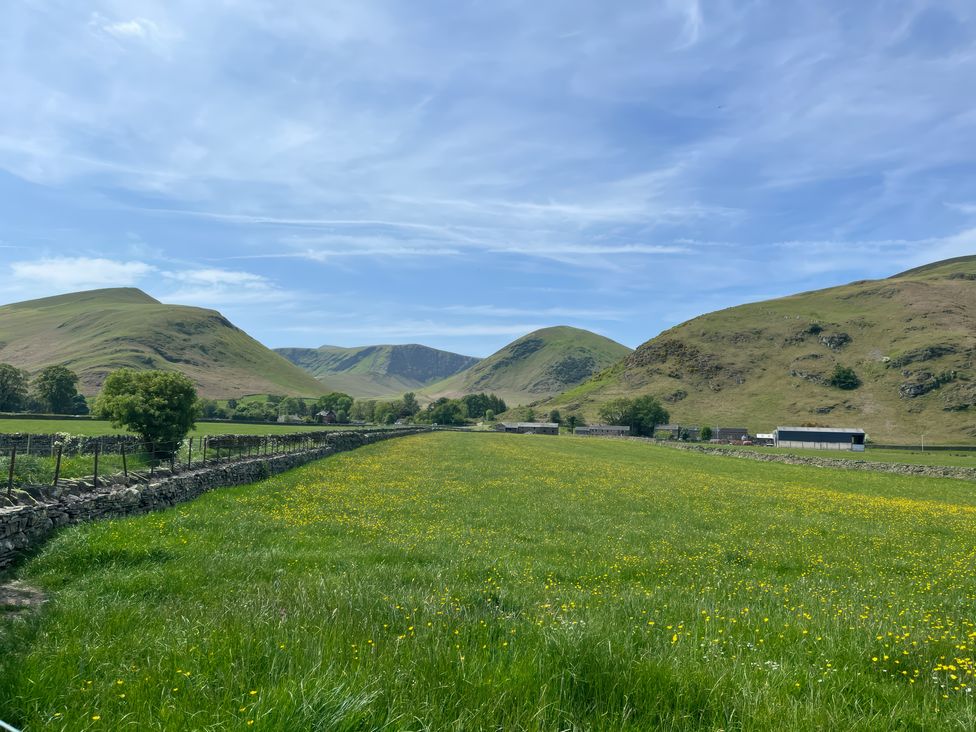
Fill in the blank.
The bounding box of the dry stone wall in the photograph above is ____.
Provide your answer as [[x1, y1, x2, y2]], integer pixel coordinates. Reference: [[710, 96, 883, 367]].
[[0, 428, 428, 570], [0, 433, 141, 455], [645, 439, 976, 481]]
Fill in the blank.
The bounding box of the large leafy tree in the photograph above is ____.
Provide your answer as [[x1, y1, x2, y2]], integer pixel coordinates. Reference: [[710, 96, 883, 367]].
[[597, 398, 632, 425], [629, 395, 670, 437], [598, 395, 669, 437], [94, 369, 199, 452], [32, 364, 81, 413], [0, 363, 30, 412]]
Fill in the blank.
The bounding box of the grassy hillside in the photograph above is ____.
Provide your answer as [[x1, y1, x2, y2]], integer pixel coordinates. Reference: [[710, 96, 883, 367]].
[[423, 326, 632, 405], [0, 288, 327, 399], [5, 432, 976, 729], [276, 343, 478, 399], [543, 256, 976, 443]]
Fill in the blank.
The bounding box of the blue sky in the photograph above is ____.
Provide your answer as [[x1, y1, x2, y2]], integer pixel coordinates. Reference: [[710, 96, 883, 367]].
[[2, 1, 976, 357]]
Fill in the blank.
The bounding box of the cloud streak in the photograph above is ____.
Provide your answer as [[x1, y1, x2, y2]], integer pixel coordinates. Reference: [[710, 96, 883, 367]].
[[1, 1, 974, 353]]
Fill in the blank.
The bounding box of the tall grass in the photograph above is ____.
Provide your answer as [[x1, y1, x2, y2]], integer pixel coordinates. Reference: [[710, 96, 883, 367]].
[[2, 432, 976, 729]]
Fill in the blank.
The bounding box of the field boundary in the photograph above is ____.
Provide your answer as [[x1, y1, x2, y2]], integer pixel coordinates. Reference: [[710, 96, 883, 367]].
[[638, 438, 976, 481], [0, 428, 429, 571]]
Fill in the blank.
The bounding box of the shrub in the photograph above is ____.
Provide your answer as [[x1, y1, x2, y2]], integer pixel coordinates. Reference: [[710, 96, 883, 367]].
[[828, 365, 861, 390]]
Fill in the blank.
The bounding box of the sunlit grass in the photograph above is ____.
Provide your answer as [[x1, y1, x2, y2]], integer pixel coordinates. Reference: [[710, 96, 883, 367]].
[[3, 432, 976, 729]]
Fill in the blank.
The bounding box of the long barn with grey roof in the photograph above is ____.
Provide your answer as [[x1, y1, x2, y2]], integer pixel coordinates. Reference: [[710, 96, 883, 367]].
[[774, 426, 866, 451]]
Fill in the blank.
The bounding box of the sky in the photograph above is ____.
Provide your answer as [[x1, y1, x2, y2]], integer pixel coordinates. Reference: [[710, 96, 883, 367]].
[[2, 0, 976, 357]]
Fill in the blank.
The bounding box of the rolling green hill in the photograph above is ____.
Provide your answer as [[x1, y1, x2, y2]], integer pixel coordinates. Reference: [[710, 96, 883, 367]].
[[275, 344, 479, 399], [422, 326, 632, 405], [541, 256, 976, 443], [0, 288, 328, 399]]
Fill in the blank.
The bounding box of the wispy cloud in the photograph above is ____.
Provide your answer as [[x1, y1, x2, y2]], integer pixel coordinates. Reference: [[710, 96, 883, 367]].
[[9, 257, 154, 290], [1, 1, 975, 353]]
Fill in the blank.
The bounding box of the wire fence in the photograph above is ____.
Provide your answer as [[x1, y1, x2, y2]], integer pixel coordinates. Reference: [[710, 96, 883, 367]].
[[1, 429, 420, 498]]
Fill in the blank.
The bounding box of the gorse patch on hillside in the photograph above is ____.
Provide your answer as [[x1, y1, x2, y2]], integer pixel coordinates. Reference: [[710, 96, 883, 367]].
[[542, 256, 976, 443]]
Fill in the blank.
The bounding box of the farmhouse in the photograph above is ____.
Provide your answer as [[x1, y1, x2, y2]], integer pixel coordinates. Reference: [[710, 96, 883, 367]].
[[495, 422, 559, 435], [574, 424, 631, 437], [774, 426, 866, 452], [316, 410, 337, 424]]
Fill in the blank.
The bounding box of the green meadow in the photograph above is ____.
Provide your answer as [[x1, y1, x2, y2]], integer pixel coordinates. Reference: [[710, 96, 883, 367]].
[[3, 432, 976, 730]]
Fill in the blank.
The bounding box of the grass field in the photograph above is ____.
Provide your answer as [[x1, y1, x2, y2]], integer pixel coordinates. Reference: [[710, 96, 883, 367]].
[[0, 418, 349, 437], [3, 433, 976, 729]]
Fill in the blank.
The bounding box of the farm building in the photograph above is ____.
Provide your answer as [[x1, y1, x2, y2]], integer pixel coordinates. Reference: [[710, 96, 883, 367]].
[[655, 425, 700, 440], [714, 427, 749, 442], [574, 424, 631, 437], [316, 410, 337, 424], [495, 422, 559, 435], [774, 426, 866, 451], [755, 433, 775, 446]]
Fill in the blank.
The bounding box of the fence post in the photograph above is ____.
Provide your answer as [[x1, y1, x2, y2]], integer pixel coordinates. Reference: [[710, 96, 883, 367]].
[[53, 445, 62, 489], [92, 442, 100, 489], [121, 442, 128, 482], [202, 438, 207, 464], [170, 445, 176, 473], [6, 447, 15, 497], [150, 443, 155, 481], [187, 437, 193, 469]]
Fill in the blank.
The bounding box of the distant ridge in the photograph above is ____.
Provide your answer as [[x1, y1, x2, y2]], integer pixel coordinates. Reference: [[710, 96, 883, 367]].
[[539, 256, 976, 443], [422, 326, 632, 406], [276, 343, 479, 399], [0, 288, 327, 399]]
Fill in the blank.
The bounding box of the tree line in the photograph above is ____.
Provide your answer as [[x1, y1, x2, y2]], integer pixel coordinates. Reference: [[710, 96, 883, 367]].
[[0, 363, 89, 414]]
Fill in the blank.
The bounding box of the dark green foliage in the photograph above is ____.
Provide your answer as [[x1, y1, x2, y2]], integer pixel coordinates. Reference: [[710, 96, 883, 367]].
[[566, 414, 585, 430], [598, 395, 669, 437], [277, 396, 305, 417], [94, 369, 199, 452], [548, 409, 562, 425], [401, 392, 420, 416], [198, 398, 228, 419], [70, 393, 90, 415], [700, 426, 713, 442], [417, 397, 468, 425], [233, 402, 278, 422], [0, 363, 30, 411], [828, 365, 861, 390], [316, 392, 354, 415], [31, 364, 81, 413], [459, 393, 507, 419]]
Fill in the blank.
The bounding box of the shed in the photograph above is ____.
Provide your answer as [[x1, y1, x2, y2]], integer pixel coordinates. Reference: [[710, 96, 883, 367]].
[[496, 422, 559, 436], [714, 427, 750, 442], [774, 426, 866, 452], [574, 424, 631, 437]]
